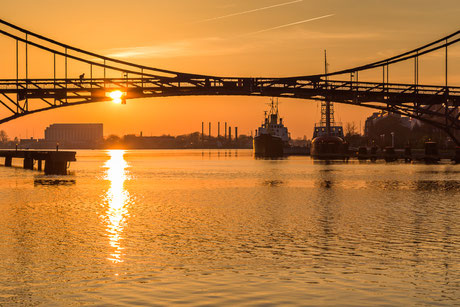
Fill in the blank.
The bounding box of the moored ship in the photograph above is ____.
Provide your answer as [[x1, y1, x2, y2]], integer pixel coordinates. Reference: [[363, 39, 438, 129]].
[[310, 100, 348, 160], [311, 51, 348, 160], [311, 124, 347, 160], [253, 98, 290, 157]]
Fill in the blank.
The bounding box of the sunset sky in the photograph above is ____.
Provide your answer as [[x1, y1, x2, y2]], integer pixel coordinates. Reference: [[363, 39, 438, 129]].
[[0, 0, 459, 139]]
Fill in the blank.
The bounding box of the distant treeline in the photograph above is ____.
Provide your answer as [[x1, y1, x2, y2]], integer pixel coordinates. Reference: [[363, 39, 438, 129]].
[[0, 131, 255, 150], [105, 132, 254, 149]]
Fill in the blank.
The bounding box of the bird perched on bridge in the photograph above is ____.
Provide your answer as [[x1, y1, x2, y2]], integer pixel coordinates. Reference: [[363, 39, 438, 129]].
[[79, 73, 85, 82]]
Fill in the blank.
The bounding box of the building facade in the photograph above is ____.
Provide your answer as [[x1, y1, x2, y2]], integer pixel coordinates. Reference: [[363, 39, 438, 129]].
[[44, 123, 103, 148]]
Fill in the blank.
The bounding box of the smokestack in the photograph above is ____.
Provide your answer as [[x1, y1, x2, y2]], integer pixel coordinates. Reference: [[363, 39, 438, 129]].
[[209, 122, 211, 139], [218, 122, 220, 138], [225, 122, 228, 139], [201, 122, 204, 141], [228, 126, 232, 141], [235, 127, 238, 141]]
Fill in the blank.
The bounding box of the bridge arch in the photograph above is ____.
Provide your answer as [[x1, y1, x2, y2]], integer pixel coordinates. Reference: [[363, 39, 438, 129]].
[[0, 19, 458, 144]]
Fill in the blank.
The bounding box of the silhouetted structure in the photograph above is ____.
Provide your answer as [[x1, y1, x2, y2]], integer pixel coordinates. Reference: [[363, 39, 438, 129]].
[[365, 111, 457, 148], [0, 150, 76, 175], [45, 123, 103, 149]]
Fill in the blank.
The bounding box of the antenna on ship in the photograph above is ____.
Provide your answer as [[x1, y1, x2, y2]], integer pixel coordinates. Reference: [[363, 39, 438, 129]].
[[276, 97, 279, 115], [268, 97, 279, 115], [322, 50, 335, 136]]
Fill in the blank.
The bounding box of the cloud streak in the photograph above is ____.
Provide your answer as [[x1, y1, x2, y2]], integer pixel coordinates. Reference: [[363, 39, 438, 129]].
[[242, 14, 335, 36], [104, 28, 378, 61], [197, 0, 303, 23], [104, 38, 251, 59]]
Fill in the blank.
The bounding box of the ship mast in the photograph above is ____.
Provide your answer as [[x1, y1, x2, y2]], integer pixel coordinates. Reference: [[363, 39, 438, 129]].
[[321, 50, 335, 136], [269, 97, 279, 116]]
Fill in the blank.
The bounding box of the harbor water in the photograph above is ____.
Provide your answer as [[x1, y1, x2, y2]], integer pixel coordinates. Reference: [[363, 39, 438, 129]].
[[0, 149, 458, 306]]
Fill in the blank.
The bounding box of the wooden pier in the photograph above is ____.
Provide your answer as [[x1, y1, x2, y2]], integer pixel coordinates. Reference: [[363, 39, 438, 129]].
[[0, 150, 76, 175]]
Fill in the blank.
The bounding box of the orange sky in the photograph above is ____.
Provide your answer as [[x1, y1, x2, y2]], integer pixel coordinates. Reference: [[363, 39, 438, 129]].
[[0, 0, 459, 139]]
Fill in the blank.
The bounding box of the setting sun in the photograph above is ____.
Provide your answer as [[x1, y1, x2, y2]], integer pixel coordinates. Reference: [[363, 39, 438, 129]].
[[108, 90, 124, 104]]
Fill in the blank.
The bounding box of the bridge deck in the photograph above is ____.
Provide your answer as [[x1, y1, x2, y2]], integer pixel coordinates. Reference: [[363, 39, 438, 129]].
[[0, 78, 458, 105]]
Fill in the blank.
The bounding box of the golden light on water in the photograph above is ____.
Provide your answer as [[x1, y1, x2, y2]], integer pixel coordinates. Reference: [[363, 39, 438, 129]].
[[103, 150, 131, 263], [107, 90, 124, 104]]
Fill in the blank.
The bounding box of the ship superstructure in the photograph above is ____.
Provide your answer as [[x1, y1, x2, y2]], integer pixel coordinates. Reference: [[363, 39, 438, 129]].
[[253, 98, 290, 157], [256, 98, 290, 144]]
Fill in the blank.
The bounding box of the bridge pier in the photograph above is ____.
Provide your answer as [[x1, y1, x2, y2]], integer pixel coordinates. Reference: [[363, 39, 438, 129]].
[[23, 154, 34, 170], [37, 159, 43, 171], [44, 155, 69, 175], [5, 156, 12, 167]]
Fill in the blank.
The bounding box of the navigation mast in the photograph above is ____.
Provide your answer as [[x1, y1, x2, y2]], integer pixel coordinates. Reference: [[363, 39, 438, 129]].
[[321, 50, 336, 136]]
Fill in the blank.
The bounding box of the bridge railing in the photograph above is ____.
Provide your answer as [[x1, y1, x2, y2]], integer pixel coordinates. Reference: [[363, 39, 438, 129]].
[[1, 77, 459, 96]]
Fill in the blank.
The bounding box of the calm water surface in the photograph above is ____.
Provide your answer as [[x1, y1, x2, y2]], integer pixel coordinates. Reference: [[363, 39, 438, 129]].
[[0, 150, 458, 306]]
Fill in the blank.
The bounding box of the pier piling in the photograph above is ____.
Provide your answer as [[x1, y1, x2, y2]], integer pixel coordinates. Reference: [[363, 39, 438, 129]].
[[5, 156, 12, 166]]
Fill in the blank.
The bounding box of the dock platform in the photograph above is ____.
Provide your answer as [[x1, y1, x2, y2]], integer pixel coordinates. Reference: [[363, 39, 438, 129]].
[[0, 150, 76, 175]]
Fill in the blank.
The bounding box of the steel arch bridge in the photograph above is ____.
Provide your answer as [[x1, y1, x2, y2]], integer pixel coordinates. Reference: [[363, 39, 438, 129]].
[[0, 19, 459, 144]]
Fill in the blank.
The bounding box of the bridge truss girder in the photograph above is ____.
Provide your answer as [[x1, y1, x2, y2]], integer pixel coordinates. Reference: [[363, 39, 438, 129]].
[[0, 77, 459, 145]]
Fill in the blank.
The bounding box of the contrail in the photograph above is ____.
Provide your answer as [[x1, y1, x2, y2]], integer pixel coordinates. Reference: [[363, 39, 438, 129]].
[[197, 0, 303, 23], [243, 14, 335, 36]]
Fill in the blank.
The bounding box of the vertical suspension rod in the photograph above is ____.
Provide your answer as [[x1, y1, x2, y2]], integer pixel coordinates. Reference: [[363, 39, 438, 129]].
[[126, 72, 129, 94], [104, 59, 106, 90], [65, 48, 68, 103], [350, 72, 353, 92], [444, 39, 449, 126], [16, 39, 18, 111], [386, 62, 389, 85], [355, 71, 359, 96], [25, 33, 28, 111], [53, 53, 56, 105], [382, 66, 385, 93], [414, 51, 418, 90], [445, 39, 448, 89]]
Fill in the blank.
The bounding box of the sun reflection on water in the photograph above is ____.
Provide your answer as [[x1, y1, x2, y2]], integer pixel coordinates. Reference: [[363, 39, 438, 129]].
[[103, 150, 131, 263]]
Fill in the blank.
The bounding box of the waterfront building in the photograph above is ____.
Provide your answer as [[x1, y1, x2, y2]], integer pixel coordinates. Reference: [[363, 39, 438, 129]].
[[44, 123, 103, 148]]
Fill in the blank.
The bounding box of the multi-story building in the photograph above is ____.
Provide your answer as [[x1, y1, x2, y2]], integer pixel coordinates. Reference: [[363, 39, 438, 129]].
[[364, 112, 419, 137], [44, 123, 103, 148]]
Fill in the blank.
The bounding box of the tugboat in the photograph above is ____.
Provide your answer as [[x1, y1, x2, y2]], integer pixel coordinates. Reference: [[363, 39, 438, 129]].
[[310, 50, 347, 160], [310, 100, 347, 160], [253, 98, 290, 157]]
